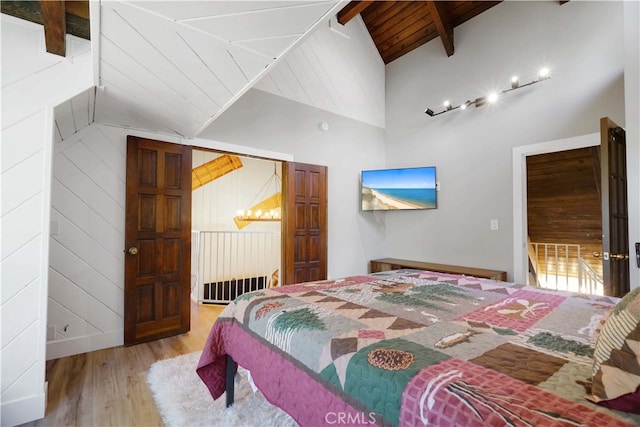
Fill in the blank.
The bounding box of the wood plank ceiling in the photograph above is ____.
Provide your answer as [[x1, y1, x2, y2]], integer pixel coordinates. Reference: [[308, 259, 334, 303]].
[[338, 1, 502, 64]]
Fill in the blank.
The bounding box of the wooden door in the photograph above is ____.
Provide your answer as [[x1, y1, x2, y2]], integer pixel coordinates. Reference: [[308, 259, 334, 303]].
[[124, 136, 192, 345], [600, 117, 630, 297], [282, 162, 327, 285]]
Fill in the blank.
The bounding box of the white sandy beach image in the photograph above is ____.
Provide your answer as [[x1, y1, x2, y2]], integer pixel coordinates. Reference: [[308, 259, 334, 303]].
[[362, 187, 425, 210]]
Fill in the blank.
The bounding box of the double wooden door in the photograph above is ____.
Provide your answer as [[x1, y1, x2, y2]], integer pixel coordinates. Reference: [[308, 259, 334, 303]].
[[125, 137, 328, 344]]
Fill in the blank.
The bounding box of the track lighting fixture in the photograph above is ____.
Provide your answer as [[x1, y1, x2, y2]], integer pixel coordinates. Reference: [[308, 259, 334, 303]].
[[424, 68, 551, 117]]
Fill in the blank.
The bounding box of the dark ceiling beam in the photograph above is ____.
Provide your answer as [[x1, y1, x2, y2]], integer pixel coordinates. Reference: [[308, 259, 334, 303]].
[[65, 1, 90, 20], [337, 1, 375, 25], [1, 1, 90, 41], [426, 1, 454, 57], [40, 0, 66, 56]]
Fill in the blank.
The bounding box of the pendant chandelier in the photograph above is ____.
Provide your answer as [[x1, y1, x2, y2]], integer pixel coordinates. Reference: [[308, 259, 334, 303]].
[[234, 162, 281, 229]]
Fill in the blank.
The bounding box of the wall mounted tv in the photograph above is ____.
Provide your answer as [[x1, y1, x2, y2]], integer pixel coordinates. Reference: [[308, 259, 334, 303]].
[[361, 166, 437, 211]]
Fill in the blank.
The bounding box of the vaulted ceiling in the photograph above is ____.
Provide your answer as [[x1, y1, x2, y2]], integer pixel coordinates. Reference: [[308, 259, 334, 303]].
[[2, 1, 515, 138], [3, 1, 346, 138], [338, 1, 501, 63]]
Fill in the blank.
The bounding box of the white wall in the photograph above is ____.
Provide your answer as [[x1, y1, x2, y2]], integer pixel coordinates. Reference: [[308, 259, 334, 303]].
[[384, 1, 632, 281], [198, 89, 388, 279], [1, 15, 92, 426], [47, 124, 128, 359]]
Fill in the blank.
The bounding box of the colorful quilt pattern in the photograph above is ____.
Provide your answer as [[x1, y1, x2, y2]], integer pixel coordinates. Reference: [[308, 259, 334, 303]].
[[197, 270, 640, 426]]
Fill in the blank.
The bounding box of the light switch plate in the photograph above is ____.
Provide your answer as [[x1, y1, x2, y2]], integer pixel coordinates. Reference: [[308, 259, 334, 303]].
[[490, 219, 499, 230], [50, 220, 59, 235]]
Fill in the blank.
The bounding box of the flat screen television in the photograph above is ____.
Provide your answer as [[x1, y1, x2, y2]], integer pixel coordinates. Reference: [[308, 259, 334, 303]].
[[361, 166, 437, 211]]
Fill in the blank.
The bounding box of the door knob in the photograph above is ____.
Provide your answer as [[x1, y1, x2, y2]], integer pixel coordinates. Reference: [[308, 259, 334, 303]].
[[593, 251, 601, 258], [610, 253, 629, 260], [128, 247, 138, 255]]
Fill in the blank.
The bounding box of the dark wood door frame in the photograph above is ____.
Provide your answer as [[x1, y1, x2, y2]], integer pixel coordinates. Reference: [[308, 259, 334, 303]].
[[514, 127, 630, 296], [600, 117, 630, 297]]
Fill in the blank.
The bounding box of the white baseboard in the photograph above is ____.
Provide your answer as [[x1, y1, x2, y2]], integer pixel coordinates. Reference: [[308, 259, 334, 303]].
[[1, 392, 46, 427], [46, 329, 123, 360]]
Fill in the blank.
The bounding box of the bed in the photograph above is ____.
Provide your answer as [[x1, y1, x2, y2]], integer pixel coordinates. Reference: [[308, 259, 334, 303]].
[[196, 269, 640, 426]]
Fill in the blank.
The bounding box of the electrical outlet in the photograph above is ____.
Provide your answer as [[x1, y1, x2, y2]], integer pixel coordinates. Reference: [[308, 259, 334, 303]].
[[490, 219, 499, 230]]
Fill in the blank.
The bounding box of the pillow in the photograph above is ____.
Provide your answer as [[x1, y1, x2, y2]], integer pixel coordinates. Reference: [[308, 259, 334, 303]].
[[587, 286, 640, 411]]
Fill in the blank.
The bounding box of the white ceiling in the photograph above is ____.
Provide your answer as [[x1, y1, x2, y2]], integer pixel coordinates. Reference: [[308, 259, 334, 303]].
[[93, 0, 345, 138], [253, 14, 385, 129]]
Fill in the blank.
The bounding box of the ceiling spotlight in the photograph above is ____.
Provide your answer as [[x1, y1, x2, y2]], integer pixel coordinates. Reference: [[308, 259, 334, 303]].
[[539, 67, 550, 79], [424, 69, 550, 118]]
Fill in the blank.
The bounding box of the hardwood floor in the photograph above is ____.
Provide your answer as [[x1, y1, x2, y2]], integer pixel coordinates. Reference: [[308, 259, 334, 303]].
[[22, 302, 225, 427]]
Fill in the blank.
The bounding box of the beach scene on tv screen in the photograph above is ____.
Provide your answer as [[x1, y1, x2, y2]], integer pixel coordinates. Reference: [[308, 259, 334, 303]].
[[361, 167, 437, 211]]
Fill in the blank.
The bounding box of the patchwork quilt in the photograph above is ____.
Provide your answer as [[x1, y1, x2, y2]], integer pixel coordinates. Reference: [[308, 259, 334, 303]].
[[197, 270, 640, 426]]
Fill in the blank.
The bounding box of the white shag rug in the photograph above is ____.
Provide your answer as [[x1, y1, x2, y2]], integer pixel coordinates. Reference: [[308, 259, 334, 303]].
[[147, 352, 297, 427]]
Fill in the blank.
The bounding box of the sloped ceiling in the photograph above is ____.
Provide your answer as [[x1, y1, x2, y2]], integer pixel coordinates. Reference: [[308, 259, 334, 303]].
[[94, 1, 345, 138], [252, 14, 385, 129], [6, 1, 513, 139]]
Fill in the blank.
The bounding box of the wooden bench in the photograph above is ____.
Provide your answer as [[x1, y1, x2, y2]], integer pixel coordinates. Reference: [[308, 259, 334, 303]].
[[369, 258, 507, 281]]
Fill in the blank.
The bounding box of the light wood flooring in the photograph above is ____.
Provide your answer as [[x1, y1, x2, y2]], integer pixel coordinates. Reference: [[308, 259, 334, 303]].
[[21, 302, 225, 427]]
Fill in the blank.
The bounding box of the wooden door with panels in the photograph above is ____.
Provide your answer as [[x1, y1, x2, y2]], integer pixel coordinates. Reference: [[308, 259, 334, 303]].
[[124, 136, 192, 345], [282, 162, 328, 285], [600, 117, 630, 297]]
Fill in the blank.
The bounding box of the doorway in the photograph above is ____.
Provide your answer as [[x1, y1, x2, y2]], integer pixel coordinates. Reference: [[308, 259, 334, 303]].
[[124, 138, 328, 343], [191, 149, 283, 304], [512, 133, 600, 286], [526, 147, 603, 294], [513, 130, 630, 296]]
